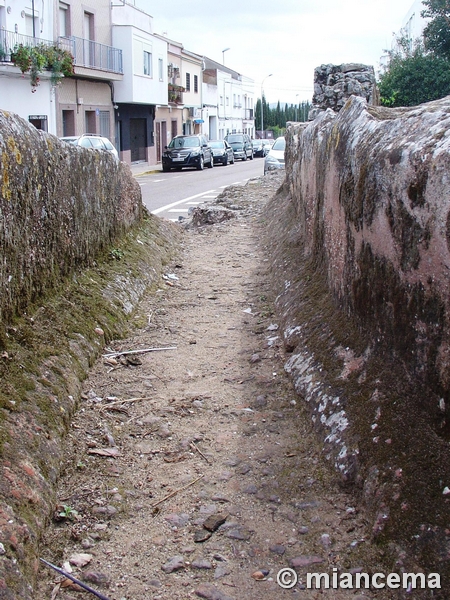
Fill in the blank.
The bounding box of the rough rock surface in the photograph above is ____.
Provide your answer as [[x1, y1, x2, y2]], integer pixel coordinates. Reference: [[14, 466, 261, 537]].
[[0, 215, 179, 598], [309, 63, 378, 120], [0, 109, 142, 326], [269, 95, 450, 586]]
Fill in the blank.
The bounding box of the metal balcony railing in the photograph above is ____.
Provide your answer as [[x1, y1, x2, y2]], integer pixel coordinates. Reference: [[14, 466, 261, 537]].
[[245, 108, 254, 120], [0, 29, 56, 62], [60, 36, 123, 74], [0, 30, 122, 76]]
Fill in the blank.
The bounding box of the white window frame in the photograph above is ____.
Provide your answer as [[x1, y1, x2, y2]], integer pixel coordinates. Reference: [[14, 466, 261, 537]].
[[144, 50, 152, 77]]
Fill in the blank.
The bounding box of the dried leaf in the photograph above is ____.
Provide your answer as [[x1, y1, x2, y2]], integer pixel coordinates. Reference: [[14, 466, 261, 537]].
[[60, 578, 84, 591]]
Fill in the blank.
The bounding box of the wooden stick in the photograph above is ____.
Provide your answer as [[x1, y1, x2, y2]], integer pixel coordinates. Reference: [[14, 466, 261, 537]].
[[40, 559, 111, 600], [99, 396, 153, 408], [102, 346, 176, 358], [190, 442, 212, 464], [150, 474, 204, 508]]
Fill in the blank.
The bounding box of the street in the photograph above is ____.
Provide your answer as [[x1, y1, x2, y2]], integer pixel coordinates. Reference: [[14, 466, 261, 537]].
[[136, 156, 265, 221]]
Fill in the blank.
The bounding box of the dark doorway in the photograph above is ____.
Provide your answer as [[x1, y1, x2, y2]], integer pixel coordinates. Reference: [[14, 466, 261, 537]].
[[155, 121, 161, 162], [62, 110, 75, 136], [130, 118, 147, 162]]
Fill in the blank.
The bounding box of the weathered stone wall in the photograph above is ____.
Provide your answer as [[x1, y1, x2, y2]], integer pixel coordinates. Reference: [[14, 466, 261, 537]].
[[287, 96, 450, 393], [0, 110, 180, 598], [265, 94, 450, 584], [0, 109, 142, 327]]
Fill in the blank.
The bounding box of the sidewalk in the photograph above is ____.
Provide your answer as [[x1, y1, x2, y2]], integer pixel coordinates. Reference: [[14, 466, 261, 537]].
[[128, 160, 162, 177]]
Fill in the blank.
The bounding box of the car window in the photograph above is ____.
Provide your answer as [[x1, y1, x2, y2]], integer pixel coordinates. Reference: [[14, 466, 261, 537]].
[[89, 138, 106, 149], [170, 136, 200, 149], [272, 137, 286, 151], [226, 135, 243, 143], [79, 138, 94, 148], [102, 139, 114, 150]]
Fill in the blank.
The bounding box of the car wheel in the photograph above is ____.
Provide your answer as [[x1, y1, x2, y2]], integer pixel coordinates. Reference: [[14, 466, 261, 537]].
[[162, 165, 170, 172], [197, 156, 204, 170], [223, 156, 228, 166]]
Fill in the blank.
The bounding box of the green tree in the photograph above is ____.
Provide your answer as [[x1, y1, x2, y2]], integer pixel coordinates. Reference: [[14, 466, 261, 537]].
[[421, 0, 450, 59], [378, 37, 450, 106], [255, 98, 262, 130]]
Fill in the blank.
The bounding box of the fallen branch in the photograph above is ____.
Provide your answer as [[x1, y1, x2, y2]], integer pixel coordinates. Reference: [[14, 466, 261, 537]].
[[190, 442, 212, 464], [150, 474, 204, 509], [98, 396, 154, 408], [102, 346, 176, 359], [40, 559, 111, 600]]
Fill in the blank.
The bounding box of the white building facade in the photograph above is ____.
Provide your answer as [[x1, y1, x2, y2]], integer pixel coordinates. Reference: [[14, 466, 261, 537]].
[[0, 0, 57, 133], [202, 57, 255, 141]]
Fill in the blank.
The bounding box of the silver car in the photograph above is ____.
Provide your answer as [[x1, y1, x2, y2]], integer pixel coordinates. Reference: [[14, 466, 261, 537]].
[[264, 136, 285, 175], [60, 134, 119, 161]]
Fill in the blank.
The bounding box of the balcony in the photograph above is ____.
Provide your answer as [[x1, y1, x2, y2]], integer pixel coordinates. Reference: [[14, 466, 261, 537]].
[[59, 35, 123, 75], [0, 30, 122, 79], [0, 29, 59, 63], [245, 108, 254, 120], [168, 84, 185, 105]]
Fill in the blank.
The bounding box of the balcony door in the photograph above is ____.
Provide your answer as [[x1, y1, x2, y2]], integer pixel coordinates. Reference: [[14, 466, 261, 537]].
[[83, 12, 94, 67]]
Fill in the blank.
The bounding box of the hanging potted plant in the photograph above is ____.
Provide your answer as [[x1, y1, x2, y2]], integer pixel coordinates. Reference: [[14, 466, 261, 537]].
[[10, 44, 32, 74], [11, 43, 74, 91]]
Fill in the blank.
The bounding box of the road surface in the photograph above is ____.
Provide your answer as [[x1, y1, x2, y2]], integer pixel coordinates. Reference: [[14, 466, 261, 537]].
[[136, 157, 265, 221]]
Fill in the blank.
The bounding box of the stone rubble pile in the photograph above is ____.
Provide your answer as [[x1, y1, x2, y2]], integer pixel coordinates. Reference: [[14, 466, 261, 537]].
[[309, 63, 378, 120]]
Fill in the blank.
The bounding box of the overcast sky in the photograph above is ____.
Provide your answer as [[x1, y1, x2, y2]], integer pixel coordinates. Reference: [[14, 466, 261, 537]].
[[138, 0, 417, 104]]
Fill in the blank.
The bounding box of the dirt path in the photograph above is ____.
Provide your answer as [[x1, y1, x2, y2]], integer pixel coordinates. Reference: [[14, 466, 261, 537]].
[[37, 174, 388, 600]]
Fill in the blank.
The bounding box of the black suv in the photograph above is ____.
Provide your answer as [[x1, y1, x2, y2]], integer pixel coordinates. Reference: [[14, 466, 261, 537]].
[[162, 134, 214, 171], [224, 133, 253, 161]]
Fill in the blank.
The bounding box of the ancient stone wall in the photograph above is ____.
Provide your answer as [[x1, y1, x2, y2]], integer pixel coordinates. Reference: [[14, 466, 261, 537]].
[[287, 96, 450, 393], [265, 94, 450, 581], [0, 111, 180, 598], [0, 109, 142, 327]]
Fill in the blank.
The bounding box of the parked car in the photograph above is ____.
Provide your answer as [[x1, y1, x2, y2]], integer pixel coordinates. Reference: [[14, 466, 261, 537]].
[[162, 134, 213, 171], [264, 136, 286, 175], [60, 134, 119, 160], [209, 140, 235, 166], [224, 133, 253, 161], [252, 139, 265, 157], [261, 139, 274, 156]]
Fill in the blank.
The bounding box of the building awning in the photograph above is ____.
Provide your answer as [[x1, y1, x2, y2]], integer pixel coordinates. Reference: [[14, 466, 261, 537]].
[[194, 119, 204, 123]]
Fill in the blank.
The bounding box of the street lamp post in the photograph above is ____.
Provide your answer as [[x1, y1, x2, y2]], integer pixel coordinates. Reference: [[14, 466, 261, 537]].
[[261, 73, 272, 139], [222, 47, 230, 65]]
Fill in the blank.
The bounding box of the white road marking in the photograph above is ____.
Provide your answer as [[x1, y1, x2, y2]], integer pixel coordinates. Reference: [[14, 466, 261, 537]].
[[168, 208, 189, 213], [152, 189, 215, 215]]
